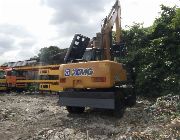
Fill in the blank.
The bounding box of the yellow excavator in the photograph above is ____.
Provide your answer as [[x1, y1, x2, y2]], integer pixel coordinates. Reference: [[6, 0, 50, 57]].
[[58, 0, 136, 116]]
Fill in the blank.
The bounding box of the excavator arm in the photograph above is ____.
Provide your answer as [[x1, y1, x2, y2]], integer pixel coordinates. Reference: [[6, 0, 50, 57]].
[[101, 0, 121, 60]]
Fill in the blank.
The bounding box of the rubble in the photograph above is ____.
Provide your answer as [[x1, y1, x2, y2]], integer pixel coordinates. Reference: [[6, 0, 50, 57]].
[[0, 93, 179, 140], [145, 94, 180, 121]]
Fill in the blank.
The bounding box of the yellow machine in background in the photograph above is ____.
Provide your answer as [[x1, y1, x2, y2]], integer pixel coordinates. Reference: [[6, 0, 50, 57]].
[[0, 64, 63, 92], [39, 66, 63, 92], [59, 0, 136, 116], [0, 69, 7, 91], [12, 65, 63, 92]]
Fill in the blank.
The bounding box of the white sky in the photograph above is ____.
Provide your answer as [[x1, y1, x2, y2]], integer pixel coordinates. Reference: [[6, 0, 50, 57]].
[[0, 0, 179, 64]]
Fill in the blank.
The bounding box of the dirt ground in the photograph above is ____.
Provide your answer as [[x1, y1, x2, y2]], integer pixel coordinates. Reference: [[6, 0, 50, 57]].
[[0, 92, 179, 140]]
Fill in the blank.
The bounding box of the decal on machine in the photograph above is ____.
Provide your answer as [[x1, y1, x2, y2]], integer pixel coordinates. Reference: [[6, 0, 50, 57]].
[[64, 68, 93, 76]]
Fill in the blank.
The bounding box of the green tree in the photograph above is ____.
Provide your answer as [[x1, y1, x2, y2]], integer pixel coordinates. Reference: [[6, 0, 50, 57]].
[[38, 46, 67, 64], [121, 6, 180, 97]]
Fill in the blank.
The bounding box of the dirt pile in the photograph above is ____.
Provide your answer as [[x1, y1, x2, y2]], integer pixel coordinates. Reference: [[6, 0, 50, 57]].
[[0, 93, 179, 140], [147, 94, 180, 118]]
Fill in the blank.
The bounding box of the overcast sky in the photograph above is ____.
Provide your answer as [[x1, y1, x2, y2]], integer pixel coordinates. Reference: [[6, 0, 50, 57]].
[[0, 0, 179, 64]]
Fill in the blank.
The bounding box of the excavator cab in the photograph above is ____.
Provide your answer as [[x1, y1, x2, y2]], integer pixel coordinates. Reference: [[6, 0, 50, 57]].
[[82, 47, 102, 61], [82, 48, 96, 61], [64, 33, 105, 63]]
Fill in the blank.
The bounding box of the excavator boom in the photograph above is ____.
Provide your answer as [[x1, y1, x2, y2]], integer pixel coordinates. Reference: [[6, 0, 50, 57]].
[[101, 0, 121, 60]]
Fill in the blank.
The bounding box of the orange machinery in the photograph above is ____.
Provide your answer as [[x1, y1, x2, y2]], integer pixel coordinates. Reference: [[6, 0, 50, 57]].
[[1, 65, 62, 92]]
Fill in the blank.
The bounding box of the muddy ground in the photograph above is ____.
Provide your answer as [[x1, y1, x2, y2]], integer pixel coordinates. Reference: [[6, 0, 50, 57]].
[[0, 92, 179, 140]]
